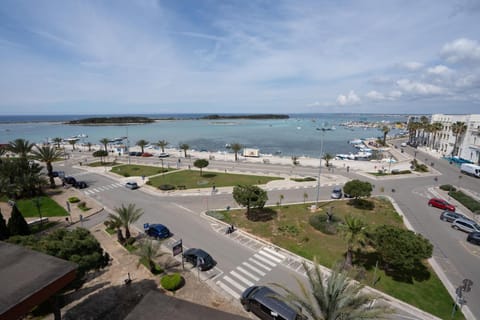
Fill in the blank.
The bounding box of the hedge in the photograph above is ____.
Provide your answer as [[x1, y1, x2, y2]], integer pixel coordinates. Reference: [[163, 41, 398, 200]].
[[448, 191, 480, 213], [68, 197, 80, 203], [160, 273, 184, 291]]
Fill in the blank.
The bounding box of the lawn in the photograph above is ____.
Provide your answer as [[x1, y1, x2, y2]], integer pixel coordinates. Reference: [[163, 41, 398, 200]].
[[14, 196, 68, 217], [88, 161, 117, 167], [148, 170, 282, 189], [211, 198, 463, 320], [110, 164, 175, 177]]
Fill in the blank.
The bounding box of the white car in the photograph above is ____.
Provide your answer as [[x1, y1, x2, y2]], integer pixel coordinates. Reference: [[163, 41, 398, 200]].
[[158, 153, 170, 158], [400, 142, 407, 147]]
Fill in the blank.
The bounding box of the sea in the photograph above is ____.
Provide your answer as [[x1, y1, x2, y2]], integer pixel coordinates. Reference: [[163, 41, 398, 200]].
[[0, 114, 409, 158]]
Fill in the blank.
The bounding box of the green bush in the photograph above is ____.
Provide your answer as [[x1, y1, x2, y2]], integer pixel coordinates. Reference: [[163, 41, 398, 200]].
[[309, 214, 340, 235], [68, 197, 80, 203], [292, 177, 316, 182], [349, 199, 375, 210], [124, 237, 136, 246], [440, 184, 456, 192], [392, 170, 411, 175], [160, 273, 184, 291], [449, 191, 480, 213], [159, 184, 175, 191], [77, 201, 90, 211], [124, 173, 130, 178]]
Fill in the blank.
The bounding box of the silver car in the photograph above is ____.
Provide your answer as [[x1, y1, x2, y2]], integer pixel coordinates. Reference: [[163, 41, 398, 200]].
[[125, 181, 139, 190], [331, 187, 342, 199], [452, 218, 480, 233]]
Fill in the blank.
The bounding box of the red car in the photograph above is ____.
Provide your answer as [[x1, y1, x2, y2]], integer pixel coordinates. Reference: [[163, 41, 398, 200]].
[[428, 198, 455, 212], [142, 152, 153, 157]]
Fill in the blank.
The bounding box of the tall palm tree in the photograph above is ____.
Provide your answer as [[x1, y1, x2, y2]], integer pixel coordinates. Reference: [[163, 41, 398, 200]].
[[156, 140, 169, 152], [109, 203, 144, 239], [136, 239, 165, 272], [451, 121, 467, 156], [52, 137, 63, 149], [8, 138, 34, 158], [273, 261, 390, 320], [322, 153, 333, 167], [230, 143, 243, 161], [339, 216, 366, 268], [419, 116, 429, 145], [430, 122, 443, 150], [99, 138, 110, 152], [179, 143, 190, 158], [68, 139, 77, 151], [407, 121, 420, 145], [136, 139, 149, 153], [86, 142, 92, 151], [381, 125, 390, 146], [31, 145, 64, 188]]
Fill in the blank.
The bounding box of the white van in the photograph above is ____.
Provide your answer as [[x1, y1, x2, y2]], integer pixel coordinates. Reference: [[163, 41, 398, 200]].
[[460, 163, 480, 178], [452, 218, 480, 233]]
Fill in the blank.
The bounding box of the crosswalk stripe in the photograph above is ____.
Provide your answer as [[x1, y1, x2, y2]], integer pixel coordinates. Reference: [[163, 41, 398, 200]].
[[115, 183, 123, 187], [216, 281, 241, 299], [253, 254, 277, 267], [248, 257, 272, 271], [262, 247, 285, 260], [223, 276, 247, 292], [230, 270, 254, 287], [242, 262, 266, 276], [259, 250, 283, 263], [237, 266, 260, 281], [93, 188, 100, 192]]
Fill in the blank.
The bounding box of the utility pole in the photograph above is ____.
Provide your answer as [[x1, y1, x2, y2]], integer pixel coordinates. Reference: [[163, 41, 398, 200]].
[[315, 129, 326, 208]]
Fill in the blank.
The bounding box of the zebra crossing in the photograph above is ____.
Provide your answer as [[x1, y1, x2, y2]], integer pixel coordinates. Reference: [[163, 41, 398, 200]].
[[83, 182, 124, 195], [216, 247, 285, 299]]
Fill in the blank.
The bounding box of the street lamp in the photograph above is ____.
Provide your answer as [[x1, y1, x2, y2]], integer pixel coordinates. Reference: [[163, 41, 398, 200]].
[[315, 129, 326, 207]]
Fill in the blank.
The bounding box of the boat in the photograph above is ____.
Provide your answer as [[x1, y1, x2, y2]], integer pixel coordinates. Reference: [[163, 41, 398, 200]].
[[225, 143, 231, 149], [349, 139, 363, 145], [109, 136, 127, 143], [63, 137, 80, 143]]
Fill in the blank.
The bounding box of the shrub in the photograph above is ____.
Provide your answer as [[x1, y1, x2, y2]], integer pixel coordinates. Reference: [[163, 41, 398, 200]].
[[292, 177, 316, 182], [449, 191, 480, 212], [309, 214, 340, 235], [440, 184, 456, 192], [124, 237, 136, 246], [159, 184, 175, 191], [160, 273, 184, 291], [349, 199, 375, 210], [68, 197, 80, 203], [146, 181, 152, 185], [124, 173, 130, 178], [77, 201, 90, 211]]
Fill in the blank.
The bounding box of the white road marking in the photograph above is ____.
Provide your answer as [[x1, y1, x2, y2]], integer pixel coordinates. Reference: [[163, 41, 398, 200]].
[[242, 262, 266, 276], [217, 281, 241, 299], [223, 276, 247, 292], [259, 250, 283, 263], [230, 270, 254, 287], [172, 203, 196, 213], [249, 257, 272, 270], [262, 247, 285, 260], [253, 253, 277, 267], [237, 266, 260, 281]]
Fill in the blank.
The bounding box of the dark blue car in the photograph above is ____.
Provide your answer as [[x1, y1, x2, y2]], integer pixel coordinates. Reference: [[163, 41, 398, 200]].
[[144, 223, 171, 239]]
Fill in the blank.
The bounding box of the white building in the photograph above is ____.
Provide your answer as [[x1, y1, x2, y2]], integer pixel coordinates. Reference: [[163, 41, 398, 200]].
[[431, 114, 480, 164]]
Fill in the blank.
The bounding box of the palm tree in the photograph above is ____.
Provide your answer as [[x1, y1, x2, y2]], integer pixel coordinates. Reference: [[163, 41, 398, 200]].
[[8, 138, 34, 158], [339, 216, 366, 268], [451, 121, 467, 156], [322, 153, 333, 167], [381, 125, 390, 146], [136, 239, 166, 273], [273, 261, 390, 320], [87, 142, 92, 151], [109, 203, 144, 240], [407, 121, 420, 145], [179, 143, 190, 158], [303, 192, 308, 204], [430, 122, 443, 150], [156, 140, 169, 152], [68, 139, 77, 151], [31, 145, 64, 188], [136, 139, 149, 153], [99, 138, 110, 152], [230, 143, 243, 161], [52, 137, 63, 149], [419, 116, 429, 145]]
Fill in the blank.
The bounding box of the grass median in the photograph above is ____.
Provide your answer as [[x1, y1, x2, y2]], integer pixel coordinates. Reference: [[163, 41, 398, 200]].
[[210, 198, 463, 319], [13, 196, 68, 217], [111, 164, 176, 177]]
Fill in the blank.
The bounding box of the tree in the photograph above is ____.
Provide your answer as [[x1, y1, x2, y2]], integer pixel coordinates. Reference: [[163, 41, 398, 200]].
[[343, 180, 372, 199], [7, 204, 30, 236], [303, 192, 308, 204], [31, 145, 64, 188], [322, 153, 333, 167], [430, 122, 443, 150], [291, 156, 299, 165], [0, 209, 10, 240], [99, 138, 110, 152], [136, 139, 149, 153], [93, 150, 108, 163], [230, 143, 243, 161], [232, 185, 268, 218], [156, 140, 169, 152], [86, 142, 92, 151], [105, 217, 125, 243], [451, 121, 467, 156], [370, 225, 433, 272], [109, 203, 144, 239], [136, 239, 165, 273], [52, 137, 63, 149], [179, 143, 190, 158], [279, 194, 284, 205], [193, 159, 209, 176], [381, 125, 390, 146], [68, 139, 77, 151], [273, 261, 390, 320], [8, 138, 34, 158], [0, 157, 45, 199], [339, 216, 366, 268]]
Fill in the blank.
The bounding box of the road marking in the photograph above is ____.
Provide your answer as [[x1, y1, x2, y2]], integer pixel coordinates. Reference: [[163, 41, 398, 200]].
[[92, 188, 100, 192], [223, 276, 246, 292], [253, 253, 277, 267], [216, 281, 240, 299], [237, 266, 260, 281], [248, 257, 272, 271], [172, 203, 196, 213], [242, 262, 267, 276], [262, 247, 286, 260], [230, 270, 254, 287], [259, 249, 283, 263]]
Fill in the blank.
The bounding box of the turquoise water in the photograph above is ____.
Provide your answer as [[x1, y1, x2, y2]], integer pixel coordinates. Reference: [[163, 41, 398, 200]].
[[0, 114, 408, 157]]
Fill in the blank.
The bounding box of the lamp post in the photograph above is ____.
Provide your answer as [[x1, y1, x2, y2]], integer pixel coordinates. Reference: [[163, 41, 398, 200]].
[[315, 129, 326, 207], [33, 197, 42, 227]]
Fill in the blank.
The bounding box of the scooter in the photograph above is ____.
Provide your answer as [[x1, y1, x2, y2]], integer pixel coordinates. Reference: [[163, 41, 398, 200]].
[[225, 225, 236, 234]]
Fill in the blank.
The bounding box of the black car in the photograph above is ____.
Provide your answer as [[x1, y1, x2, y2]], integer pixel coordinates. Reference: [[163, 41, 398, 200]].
[[467, 232, 480, 245], [135, 152, 143, 156], [129, 151, 137, 156], [74, 181, 88, 189], [183, 248, 215, 271], [63, 176, 77, 185], [440, 211, 472, 223]]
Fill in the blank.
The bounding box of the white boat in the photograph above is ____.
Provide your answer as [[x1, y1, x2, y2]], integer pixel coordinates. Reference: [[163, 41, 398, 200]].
[[349, 139, 363, 145], [63, 137, 80, 143]]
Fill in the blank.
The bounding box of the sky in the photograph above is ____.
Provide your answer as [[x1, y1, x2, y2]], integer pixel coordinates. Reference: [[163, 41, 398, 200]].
[[0, 0, 480, 115]]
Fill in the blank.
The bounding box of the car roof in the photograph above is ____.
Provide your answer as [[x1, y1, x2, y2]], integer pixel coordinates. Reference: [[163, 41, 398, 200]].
[[247, 286, 299, 319], [150, 224, 167, 230], [333, 187, 342, 191], [185, 248, 210, 257]]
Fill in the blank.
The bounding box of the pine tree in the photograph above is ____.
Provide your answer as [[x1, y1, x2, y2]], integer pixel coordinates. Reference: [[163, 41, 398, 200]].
[[7, 205, 30, 236], [0, 209, 10, 240]]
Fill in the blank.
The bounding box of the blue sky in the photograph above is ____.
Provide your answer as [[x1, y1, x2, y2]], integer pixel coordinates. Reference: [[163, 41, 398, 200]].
[[0, 0, 480, 115]]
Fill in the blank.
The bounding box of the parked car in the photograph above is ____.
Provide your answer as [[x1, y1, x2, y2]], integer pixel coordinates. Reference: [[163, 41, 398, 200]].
[[452, 218, 480, 233], [158, 152, 170, 158], [428, 198, 455, 212], [74, 181, 88, 189], [144, 223, 171, 239], [142, 152, 153, 157], [125, 181, 139, 189], [467, 232, 480, 245], [241, 286, 307, 320], [135, 152, 143, 156], [183, 248, 215, 271], [63, 176, 77, 185], [331, 187, 342, 199], [440, 211, 472, 223], [400, 142, 407, 147], [129, 151, 137, 156]]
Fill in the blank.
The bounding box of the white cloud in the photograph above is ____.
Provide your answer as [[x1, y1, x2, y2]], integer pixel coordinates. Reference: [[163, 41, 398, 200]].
[[336, 90, 360, 106], [366, 90, 385, 100], [441, 38, 480, 63], [396, 79, 445, 95], [427, 65, 452, 75], [402, 61, 424, 71], [388, 90, 402, 99]]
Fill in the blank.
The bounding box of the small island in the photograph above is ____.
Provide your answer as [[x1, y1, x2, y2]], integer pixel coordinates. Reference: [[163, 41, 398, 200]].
[[66, 117, 155, 125], [199, 114, 289, 120]]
